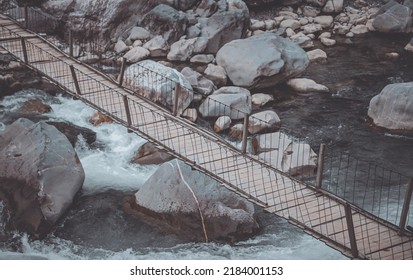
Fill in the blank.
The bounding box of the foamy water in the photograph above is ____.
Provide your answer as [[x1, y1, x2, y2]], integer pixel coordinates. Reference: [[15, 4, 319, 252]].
[[0, 89, 347, 260]]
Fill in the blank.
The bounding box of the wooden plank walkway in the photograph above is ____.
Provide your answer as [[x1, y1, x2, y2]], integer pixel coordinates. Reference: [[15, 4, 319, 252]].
[[1, 14, 412, 259]]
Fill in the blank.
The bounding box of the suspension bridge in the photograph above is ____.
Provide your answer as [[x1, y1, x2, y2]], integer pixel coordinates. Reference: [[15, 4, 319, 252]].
[[0, 8, 412, 260]]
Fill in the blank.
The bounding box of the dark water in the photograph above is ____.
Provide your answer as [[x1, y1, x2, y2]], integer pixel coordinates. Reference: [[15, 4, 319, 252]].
[[268, 33, 413, 177]]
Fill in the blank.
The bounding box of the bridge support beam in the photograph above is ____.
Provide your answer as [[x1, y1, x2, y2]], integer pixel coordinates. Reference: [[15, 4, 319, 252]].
[[118, 57, 127, 87], [241, 113, 249, 154], [20, 38, 28, 64], [316, 143, 326, 190], [399, 178, 413, 235], [173, 82, 182, 116], [123, 95, 133, 133], [24, 5, 28, 29], [69, 65, 82, 96], [345, 203, 359, 258]]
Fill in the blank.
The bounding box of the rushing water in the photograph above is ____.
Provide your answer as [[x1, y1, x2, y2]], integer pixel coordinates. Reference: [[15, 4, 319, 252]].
[[0, 90, 347, 260]]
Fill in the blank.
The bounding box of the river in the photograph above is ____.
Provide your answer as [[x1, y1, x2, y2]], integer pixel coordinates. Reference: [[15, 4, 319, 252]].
[[0, 32, 412, 260]]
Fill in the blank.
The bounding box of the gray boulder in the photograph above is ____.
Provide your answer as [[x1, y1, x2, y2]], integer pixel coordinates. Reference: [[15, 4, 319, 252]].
[[216, 33, 309, 89], [373, 1, 413, 33], [123, 60, 193, 115], [199, 86, 251, 120], [368, 82, 413, 134], [181, 67, 216, 96], [42, 0, 158, 44], [199, 1, 250, 53], [0, 118, 84, 238], [167, 37, 208, 61], [140, 4, 189, 44], [130, 159, 260, 242], [165, 0, 200, 10]]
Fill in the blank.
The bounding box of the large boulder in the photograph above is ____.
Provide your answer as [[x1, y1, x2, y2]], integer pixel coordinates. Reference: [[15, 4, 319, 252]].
[[198, 86, 251, 120], [368, 82, 413, 134], [42, 0, 159, 44], [140, 4, 188, 44], [199, 1, 250, 53], [372, 1, 413, 33], [123, 60, 193, 115], [216, 33, 309, 89], [129, 159, 260, 242], [0, 118, 84, 238]]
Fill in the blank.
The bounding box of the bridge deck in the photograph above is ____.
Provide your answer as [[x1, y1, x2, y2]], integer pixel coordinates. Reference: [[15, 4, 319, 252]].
[[1, 14, 412, 259]]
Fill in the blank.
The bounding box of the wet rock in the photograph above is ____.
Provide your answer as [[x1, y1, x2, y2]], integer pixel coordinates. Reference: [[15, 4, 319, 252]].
[[216, 33, 309, 89], [196, 0, 218, 17], [0, 118, 84, 238], [199, 2, 250, 53], [131, 142, 174, 165], [141, 4, 188, 44], [199, 86, 251, 120], [123, 47, 150, 63], [314, 15, 334, 28], [290, 33, 314, 49], [166, 0, 200, 10], [114, 40, 129, 54], [167, 37, 208, 61], [322, 0, 344, 14], [306, 49, 328, 64], [351, 24, 369, 35], [129, 159, 260, 243], [123, 60, 193, 115], [321, 37, 336, 47], [203, 64, 227, 88], [46, 121, 97, 147], [89, 111, 113, 126], [18, 99, 52, 115], [251, 93, 274, 107], [181, 67, 216, 96], [182, 108, 198, 122], [372, 1, 413, 33], [190, 54, 215, 64], [248, 110, 281, 134], [143, 35, 169, 57], [287, 78, 329, 93], [228, 123, 243, 139], [42, 0, 157, 44], [127, 26, 151, 41], [368, 82, 413, 134], [214, 116, 232, 133]]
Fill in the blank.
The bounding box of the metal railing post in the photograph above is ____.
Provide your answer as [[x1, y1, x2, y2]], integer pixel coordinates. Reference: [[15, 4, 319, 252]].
[[241, 113, 249, 154], [69, 65, 81, 96], [316, 143, 326, 190], [118, 57, 127, 86], [20, 37, 28, 63], [344, 203, 359, 258], [24, 5, 28, 29], [123, 95, 132, 132], [398, 178, 413, 235], [69, 29, 74, 57], [173, 82, 181, 116]]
